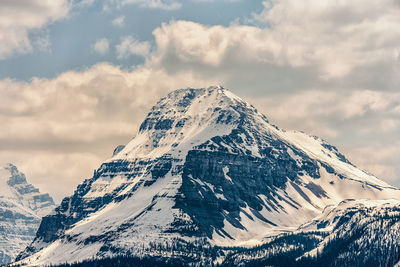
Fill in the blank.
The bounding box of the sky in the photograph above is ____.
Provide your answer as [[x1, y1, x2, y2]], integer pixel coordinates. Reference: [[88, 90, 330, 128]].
[[0, 0, 399, 202]]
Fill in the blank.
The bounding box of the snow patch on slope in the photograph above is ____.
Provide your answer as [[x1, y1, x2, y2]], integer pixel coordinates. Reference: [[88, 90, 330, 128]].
[[280, 130, 392, 188]]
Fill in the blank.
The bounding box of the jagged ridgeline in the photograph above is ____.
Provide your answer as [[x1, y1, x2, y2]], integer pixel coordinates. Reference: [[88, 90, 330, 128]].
[[0, 164, 55, 265], [15, 87, 400, 266]]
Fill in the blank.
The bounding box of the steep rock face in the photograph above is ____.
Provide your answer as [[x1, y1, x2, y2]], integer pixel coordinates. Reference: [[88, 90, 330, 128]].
[[0, 164, 55, 265], [17, 87, 400, 266]]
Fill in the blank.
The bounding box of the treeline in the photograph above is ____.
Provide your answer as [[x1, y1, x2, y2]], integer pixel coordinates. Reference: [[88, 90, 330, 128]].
[[43, 256, 189, 267]]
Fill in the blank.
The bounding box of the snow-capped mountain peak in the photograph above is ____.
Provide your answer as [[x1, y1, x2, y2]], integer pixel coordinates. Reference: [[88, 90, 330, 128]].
[[0, 164, 55, 265], [16, 87, 400, 266], [113, 86, 266, 160], [0, 163, 54, 216]]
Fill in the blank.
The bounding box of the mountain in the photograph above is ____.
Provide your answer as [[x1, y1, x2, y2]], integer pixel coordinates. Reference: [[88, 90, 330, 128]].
[[298, 199, 400, 266], [16, 86, 400, 266], [0, 164, 55, 265], [223, 199, 400, 267]]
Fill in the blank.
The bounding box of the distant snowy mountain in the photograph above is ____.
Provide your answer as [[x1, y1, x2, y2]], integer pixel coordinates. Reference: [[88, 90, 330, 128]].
[[0, 164, 55, 265], [16, 86, 400, 266]]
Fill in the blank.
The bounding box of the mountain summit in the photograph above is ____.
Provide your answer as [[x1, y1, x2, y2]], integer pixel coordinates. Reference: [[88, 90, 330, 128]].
[[17, 87, 400, 266], [0, 164, 55, 265]]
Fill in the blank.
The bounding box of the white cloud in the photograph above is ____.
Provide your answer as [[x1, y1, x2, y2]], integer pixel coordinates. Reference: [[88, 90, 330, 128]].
[[0, 0, 70, 59], [112, 15, 125, 27], [93, 38, 110, 55], [0, 63, 214, 143], [152, 21, 262, 66], [253, 0, 400, 79], [149, 0, 400, 85], [75, 0, 96, 7], [116, 36, 150, 58], [106, 0, 181, 10], [248, 90, 400, 131], [191, 0, 242, 2]]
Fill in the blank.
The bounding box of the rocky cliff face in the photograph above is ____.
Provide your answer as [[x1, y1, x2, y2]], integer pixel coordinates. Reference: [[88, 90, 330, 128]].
[[0, 164, 55, 265], [16, 87, 400, 266]]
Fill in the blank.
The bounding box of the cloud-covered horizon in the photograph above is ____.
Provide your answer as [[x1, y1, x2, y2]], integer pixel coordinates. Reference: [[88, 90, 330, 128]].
[[1, 0, 399, 202]]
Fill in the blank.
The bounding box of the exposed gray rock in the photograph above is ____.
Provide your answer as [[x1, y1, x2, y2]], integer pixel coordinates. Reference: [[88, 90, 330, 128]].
[[112, 145, 125, 157]]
